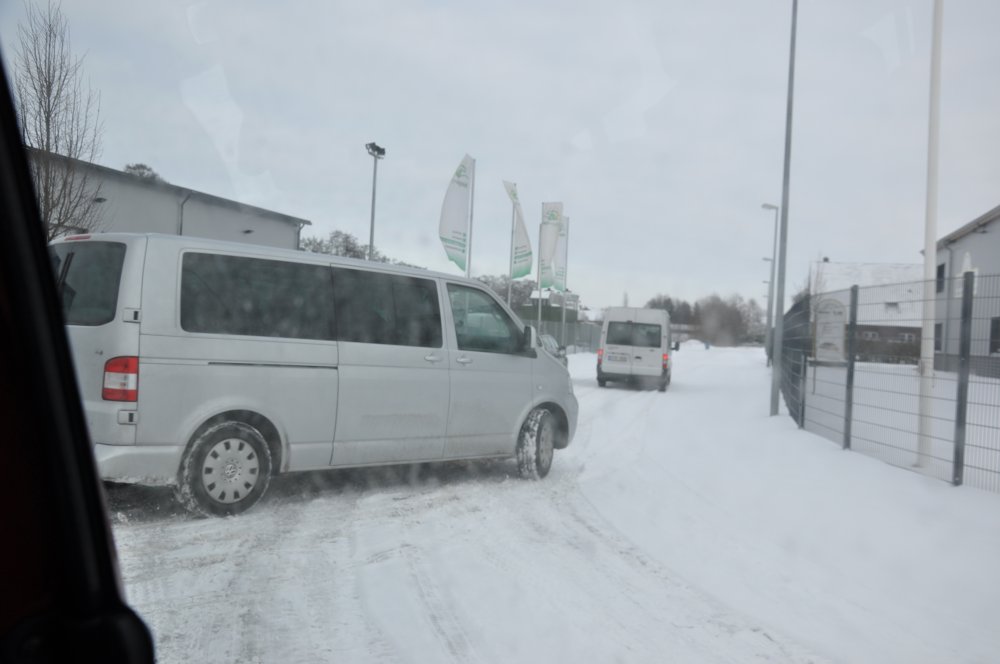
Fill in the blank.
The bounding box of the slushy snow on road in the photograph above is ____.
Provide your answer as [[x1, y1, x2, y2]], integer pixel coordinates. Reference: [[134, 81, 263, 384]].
[[109, 344, 1000, 663]]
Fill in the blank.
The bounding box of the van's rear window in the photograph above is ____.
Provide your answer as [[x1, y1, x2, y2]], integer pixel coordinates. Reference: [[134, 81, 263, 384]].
[[606, 322, 662, 348], [631, 323, 662, 348], [606, 322, 633, 346], [49, 242, 126, 326]]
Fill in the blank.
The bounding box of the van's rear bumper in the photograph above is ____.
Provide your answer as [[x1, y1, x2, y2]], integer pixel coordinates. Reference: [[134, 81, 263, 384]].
[[94, 443, 182, 486], [598, 369, 667, 384]]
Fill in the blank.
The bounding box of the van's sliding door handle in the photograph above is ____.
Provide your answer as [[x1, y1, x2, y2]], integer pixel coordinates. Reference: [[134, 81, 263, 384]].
[[456, 356, 474, 365], [424, 354, 443, 363]]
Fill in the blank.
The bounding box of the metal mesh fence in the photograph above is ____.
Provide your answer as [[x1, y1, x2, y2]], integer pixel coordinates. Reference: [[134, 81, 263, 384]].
[[536, 321, 602, 353], [779, 272, 1000, 493]]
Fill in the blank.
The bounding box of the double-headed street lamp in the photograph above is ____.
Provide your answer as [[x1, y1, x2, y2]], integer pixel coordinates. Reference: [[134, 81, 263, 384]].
[[366, 142, 386, 261], [762, 203, 779, 366]]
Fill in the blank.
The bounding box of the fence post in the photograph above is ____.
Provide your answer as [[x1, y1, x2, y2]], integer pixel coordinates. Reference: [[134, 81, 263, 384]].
[[798, 352, 808, 428], [843, 285, 859, 449], [952, 271, 975, 486]]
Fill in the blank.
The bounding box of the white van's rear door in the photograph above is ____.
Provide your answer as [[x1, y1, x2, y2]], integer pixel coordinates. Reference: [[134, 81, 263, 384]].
[[603, 321, 633, 376], [629, 322, 663, 378], [50, 235, 145, 446]]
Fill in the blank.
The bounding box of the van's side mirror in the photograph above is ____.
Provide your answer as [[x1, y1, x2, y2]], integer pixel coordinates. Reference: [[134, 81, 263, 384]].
[[673, 341, 680, 351]]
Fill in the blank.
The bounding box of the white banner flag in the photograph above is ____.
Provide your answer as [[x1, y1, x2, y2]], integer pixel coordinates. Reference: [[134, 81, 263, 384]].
[[553, 216, 569, 292], [538, 202, 562, 288], [503, 181, 533, 279], [439, 155, 475, 271]]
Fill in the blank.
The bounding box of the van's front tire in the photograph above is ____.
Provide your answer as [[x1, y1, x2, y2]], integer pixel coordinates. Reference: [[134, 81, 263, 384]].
[[176, 421, 272, 517], [516, 408, 555, 480]]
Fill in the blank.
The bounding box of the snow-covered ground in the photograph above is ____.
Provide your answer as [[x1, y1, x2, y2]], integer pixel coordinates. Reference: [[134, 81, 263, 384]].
[[108, 345, 1000, 663]]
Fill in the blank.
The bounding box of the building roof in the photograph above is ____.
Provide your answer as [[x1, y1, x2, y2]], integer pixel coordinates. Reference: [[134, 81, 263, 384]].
[[936, 203, 1000, 248], [27, 147, 311, 228], [810, 261, 924, 294]]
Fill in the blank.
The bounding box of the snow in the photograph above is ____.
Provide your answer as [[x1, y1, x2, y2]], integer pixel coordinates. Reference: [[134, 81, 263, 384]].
[[108, 346, 1000, 663]]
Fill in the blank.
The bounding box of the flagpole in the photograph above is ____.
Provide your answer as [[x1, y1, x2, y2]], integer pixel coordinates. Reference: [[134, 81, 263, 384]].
[[507, 194, 516, 306], [561, 219, 570, 347], [466, 158, 476, 278], [536, 220, 543, 333]]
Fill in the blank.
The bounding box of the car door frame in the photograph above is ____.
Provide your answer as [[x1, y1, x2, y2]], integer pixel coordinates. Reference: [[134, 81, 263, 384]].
[[440, 281, 536, 459]]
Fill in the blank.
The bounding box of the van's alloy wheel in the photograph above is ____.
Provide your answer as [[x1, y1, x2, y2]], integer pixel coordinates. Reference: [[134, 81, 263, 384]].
[[516, 408, 555, 480], [176, 421, 272, 517]]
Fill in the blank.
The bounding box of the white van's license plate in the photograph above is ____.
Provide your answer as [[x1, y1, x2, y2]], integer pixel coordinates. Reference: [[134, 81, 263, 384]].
[[607, 353, 629, 362]]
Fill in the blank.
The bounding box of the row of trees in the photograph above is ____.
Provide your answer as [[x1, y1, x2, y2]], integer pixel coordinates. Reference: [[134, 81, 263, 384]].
[[299, 229, 423, 268], [645, 293, 765, 346]]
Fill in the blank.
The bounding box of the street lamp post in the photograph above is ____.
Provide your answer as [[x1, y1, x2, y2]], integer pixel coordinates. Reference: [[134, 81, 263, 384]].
[[762, 203, 779, 366], [365, 142, 386, 261], [770, 0, 799, 417]]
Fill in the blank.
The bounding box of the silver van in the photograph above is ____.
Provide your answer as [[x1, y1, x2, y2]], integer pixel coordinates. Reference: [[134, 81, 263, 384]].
[[50, 233, 577, 516]]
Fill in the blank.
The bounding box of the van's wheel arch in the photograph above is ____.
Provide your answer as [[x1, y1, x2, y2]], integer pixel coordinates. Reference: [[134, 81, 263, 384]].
[[516, 408, 555, 480], [176, 421, 273, 517]]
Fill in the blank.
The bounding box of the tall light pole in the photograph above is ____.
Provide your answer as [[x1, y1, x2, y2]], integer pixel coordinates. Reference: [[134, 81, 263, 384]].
[[762, 203, 779, 366], [770, 0, 799, 417], [365, 142, 385, 261]]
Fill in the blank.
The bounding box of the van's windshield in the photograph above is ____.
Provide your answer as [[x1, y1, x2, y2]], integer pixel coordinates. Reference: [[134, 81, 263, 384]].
[[49, 242, 126, 326]]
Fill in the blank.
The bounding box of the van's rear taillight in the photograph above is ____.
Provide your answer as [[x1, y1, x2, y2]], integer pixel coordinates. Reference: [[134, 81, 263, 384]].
[[662, 353, 669, 370], [103, 356, 138, 401], [597, 348, 603, 366]]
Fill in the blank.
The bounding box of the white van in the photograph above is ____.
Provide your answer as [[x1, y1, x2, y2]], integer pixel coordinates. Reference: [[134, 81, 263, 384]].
[[49, 233, 577, 516], [597, 307, 674, 391]]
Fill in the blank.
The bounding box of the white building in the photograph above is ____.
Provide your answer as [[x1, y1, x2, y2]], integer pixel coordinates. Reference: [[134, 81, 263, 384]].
[[30, 148, 310, 249]]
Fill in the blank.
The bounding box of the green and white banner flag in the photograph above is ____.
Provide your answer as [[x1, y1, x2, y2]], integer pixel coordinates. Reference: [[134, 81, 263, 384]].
[[503, 181, 533, 278], [439, 154, 475, 271], [538, 202, 563, 288], [553, 215, 568, 292]]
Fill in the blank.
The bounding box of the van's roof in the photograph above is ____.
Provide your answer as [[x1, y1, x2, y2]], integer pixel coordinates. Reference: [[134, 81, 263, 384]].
[[51, 232, 480, 285], [603, 307, 670, 324]]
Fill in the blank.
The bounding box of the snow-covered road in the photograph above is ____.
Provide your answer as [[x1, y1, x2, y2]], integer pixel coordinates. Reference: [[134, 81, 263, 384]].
[[109, 345, 1000, 663]]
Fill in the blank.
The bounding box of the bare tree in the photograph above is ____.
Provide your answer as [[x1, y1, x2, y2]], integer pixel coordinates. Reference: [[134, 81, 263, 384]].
[[14, 2, 103, 239]]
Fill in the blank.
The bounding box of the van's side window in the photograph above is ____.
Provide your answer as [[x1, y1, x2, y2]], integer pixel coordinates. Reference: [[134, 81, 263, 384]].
[[447, 284, 521, 354], [333, 268, 442, 348], [393, 276, 443, 347], [180, 253, 335, 340]]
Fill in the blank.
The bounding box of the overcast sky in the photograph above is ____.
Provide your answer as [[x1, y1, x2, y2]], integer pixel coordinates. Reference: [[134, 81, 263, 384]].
[[2, 0, 998, 311]]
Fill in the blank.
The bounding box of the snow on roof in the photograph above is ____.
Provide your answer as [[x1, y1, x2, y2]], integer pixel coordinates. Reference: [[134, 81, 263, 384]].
[[810, 261, 924, 294]]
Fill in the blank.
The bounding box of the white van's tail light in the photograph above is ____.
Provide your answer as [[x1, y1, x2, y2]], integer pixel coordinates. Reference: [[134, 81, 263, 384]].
[[103, 356, 138, 402], [597, 348, 604, 367], [662, 353, 669, 370]]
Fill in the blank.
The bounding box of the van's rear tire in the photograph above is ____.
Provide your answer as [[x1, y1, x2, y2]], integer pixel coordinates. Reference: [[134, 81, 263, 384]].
[[597, 378, 607, 388], [516, 408, 555, 480], [176, 421, 272, 517]]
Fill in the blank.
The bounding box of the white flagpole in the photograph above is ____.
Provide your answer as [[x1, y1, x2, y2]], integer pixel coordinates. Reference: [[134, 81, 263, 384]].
[[917, 0, 943, 467], [507, 192, 516, 305], [561, 219, 570, 346], [466, 158, 476, 278], [536, 220, 543, 333]]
